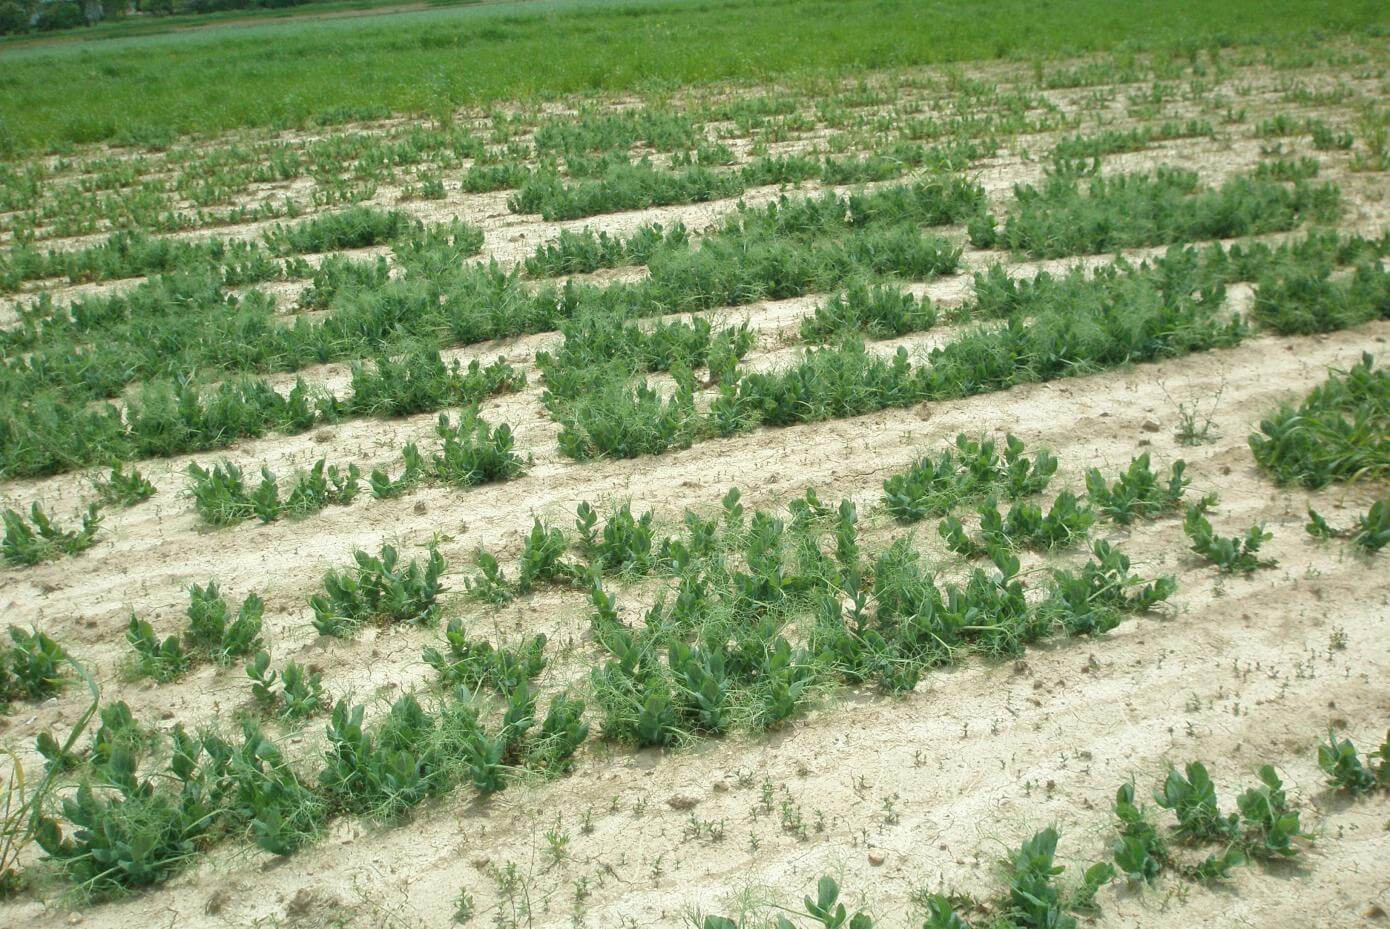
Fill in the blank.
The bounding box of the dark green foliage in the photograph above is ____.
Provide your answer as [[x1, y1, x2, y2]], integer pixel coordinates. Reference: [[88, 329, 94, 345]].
[[882, 433, 1056, 522], [920, 895, 971, 929], [1236, 766, 1308, 861], [11, 190, 1334, 481], [1154, 762, 1239, 844], [186, 461, 256, 526], [369, 444, 424, 500], [588, 487, 1171, 741], [34, 744, 219, 896], [1183, 505, 1276, 573], [555, 377, 700, 461], [211, 723, 326, 857], [0, 229, 282, 290], [1352, 499, 1390, 553], [315, 684, 581, 819], [538, 312, 752, 403], [343, 351, 523, 418], [1109, 759, 1311, 886], [92, 465, 157, 508], [523, 222, 688, 276], [284, 459, 361, 517], [126, 602, 242, 698], [391, 218, 485, 273], [1305, 498, 1390, 553], [310, 545, 446, 636], [1112, 783, 1167, 882], [463, 549, 515, 606], [527, 695, 590, 775], [430, 410, 526, 488], [947, 490, 1096, 554], [1040, 541, 1176, 637], [0, 347, 518, 483], [517, 519, 583, 592], [710, 256, 1243, 452], [126, 615, 189, 684], [263, 206, 419, 256], [1317, 730, 1389, 795], [1250, 354, 1390, 487], [509, 162, 744, 221], [246, 651, 324, 721], [189, 418, 514, 528], [577, 502, 659, 576], [1251, 261, 1390, 335], [184, 582, 264, 663], [0, 625, 68, 708], [1, 502, 101, 566], [1004, 827, 1078, 929], [1049, 125, 1196, 160], [1084, 455, 1189, 524], [802, 876, 874, 929], [423, 621, 547, 694], [973, 168, 1340, 258], [318, 697, 445, 818], [299, 254, 391, 309], [799, 280, 937, 342], [1252, 156, 1322, 182]]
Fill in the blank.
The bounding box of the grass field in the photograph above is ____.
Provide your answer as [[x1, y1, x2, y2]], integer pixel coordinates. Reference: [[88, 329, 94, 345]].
[[1, 0, 1388, 153], [1, 4, 1390, 928]]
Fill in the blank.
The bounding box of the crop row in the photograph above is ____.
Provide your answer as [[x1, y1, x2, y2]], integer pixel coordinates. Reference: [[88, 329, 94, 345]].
[[0, 179, 980, 411], [506, 139, 989, 220], [0, 350, 521, 481], [185, 409, 522, 528], [4, 235, 1385, 490], [8, 447, 1179, 896], [550, 238, 1390, 462], [970, 167, 1341, 258], [15, 398, 1389, 900]]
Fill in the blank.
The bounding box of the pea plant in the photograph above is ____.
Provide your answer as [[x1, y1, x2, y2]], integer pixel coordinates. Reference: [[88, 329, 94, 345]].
[[1182, 504, 1276, 573], [939, 489, 1096, 557], [187, 458, 362, 526], [0, 626, 68, 710], [246, 651, 326, 721], [1317, 729, 1390, 795], [1083, 454, 1190, 524], [882, 433, 1057, 523], [1, 502, 102, 566], [310, 544, 446, 636], [126, 583, 265, 681], [92, 464, 157, 508], [1306, 498, 1390, 553], [1249, 354, 1390, 487], [423, 620, 547, 694]]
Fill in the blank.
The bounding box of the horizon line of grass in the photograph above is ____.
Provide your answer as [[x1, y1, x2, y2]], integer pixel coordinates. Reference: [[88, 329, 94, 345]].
[[0, 0, 1387, 156]]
